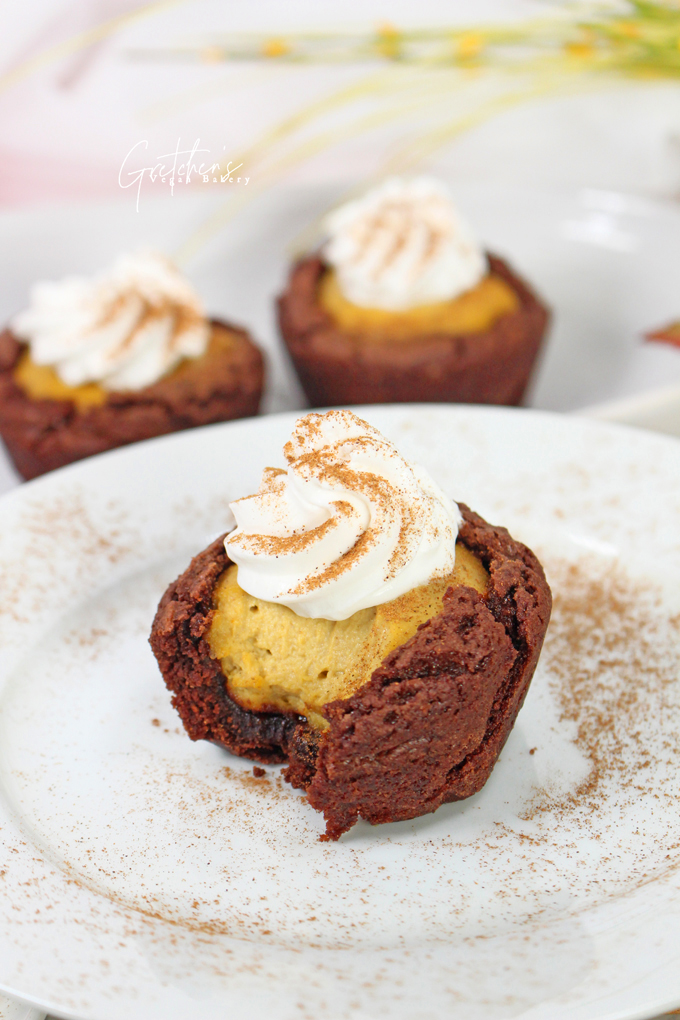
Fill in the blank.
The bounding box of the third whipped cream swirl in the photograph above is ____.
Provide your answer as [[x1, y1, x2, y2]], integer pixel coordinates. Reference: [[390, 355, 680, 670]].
[[11, 250, 210, 391], [323, 177, 486, 311], [225, 410, 461, 620]]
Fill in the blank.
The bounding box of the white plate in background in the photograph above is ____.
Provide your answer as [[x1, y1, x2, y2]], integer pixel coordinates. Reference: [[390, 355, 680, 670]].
[[0, 405, 679, 1020], [1, 182, 680, 428], [2, 182, 680, 500]]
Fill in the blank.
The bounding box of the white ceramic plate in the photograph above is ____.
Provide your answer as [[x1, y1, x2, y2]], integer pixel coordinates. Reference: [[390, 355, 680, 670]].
[[0, 993, 44, 1020], [0, 406, 679, 1020]]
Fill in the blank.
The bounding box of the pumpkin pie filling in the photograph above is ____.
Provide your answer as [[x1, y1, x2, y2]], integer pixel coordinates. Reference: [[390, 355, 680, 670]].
[[207, 543, 488, 730], [12, 323, 238, 412], [317, 269, 519, 341]]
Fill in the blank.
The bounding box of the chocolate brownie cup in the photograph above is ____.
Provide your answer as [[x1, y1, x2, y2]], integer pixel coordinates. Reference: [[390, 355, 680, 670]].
[[150, 410, 551, 841], [0, 251, 264, 480], [277, 177, 549, 408], [279, 253, 549, 408], [0, 321, 263, 480]]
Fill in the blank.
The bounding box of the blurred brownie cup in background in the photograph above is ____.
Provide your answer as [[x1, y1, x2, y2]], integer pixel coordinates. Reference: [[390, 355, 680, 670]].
[[0, 250, 264, 479], [277, 177, 549, 408]]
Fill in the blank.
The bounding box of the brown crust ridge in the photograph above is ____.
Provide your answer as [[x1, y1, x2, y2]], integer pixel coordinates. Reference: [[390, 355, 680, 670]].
[[277, 253, 550, 408], [0, 320, 264, 480], [150, 506, 552, 841]]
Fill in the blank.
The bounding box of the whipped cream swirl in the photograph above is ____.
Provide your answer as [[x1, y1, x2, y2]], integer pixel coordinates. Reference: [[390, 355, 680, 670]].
[[10, 250, 210, 391], [323, 177, 486, 311], [225, 410, 461, 621]]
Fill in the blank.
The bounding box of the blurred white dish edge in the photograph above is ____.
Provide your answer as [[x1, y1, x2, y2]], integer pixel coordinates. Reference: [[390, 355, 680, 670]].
[[579, 380, 680, 437]]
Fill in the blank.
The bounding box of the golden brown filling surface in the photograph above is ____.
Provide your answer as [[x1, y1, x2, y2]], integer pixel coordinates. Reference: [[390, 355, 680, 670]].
[[12, 323, 236, 411], [207, 544, 488, 730], [317, 269, 519, 342], [13, 352, 109, 410]]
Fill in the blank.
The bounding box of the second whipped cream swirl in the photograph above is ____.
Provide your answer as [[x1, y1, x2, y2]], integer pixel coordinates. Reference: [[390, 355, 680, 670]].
[[225, 410, 461, 620], [11, 250, 210, 391], [323, 177, 486, 311]]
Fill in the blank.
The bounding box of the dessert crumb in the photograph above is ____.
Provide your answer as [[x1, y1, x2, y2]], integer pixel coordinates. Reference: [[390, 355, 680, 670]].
[[151, 718, 160, 727], [252, 766, 266, 778], [529, 747, 537, 755]]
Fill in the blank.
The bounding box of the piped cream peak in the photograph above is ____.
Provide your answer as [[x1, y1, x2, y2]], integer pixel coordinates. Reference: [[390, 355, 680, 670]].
[[11, 250, 210, 391], [225, 410, 461, 621], [323, 177, 486, 311]]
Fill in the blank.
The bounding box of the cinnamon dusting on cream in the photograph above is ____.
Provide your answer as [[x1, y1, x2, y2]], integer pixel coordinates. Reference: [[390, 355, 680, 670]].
[[10, 250, 210, 391], [224, 410, 461, 621], [323, 177, 486, 311]]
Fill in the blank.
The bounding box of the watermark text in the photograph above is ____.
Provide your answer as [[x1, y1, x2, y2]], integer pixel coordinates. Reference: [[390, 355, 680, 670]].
[[119, 139, 248, 210]]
